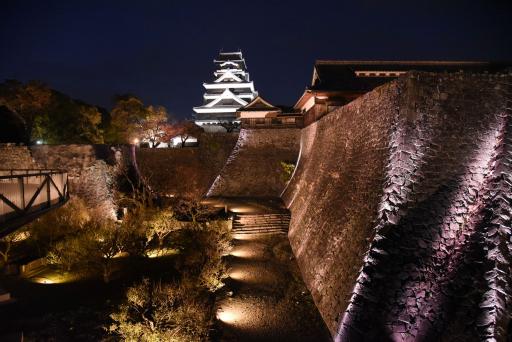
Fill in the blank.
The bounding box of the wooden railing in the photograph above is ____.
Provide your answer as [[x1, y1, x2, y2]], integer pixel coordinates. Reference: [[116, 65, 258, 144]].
[[0, 170, 69, 236]]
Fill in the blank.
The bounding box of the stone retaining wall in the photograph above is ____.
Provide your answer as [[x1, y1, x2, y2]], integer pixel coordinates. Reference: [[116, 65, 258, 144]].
[[135, 133, 238, 199], [0, 144, 40, 169], [207, 128, 301, 197], [283, 72, 512, 340], [30, 144, 122, 218]]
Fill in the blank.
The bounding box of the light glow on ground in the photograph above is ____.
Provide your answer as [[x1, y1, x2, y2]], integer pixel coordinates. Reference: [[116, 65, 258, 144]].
[[217, 308, 241, 324], [31, 273, 75, 284], [229, 269, 250, 281], [230, 246, 256, 258], [233, 233, 260, 241]]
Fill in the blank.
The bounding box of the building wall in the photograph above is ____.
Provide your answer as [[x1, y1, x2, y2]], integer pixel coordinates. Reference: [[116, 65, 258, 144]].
[[283, 72, 512, 340], [207, 128, 301, 197]]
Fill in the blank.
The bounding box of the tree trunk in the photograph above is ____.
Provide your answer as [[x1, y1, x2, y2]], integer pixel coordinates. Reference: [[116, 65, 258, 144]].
[[103, 263, 111, 283]]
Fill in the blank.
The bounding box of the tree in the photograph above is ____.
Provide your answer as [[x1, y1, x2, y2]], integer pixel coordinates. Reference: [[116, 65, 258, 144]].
[[138, 106, 176, 148], [46, 216, 123, 283], [173, 121, 203, 147], [41, 94, 104, 144], [175, 198, 213, 225], [0, 80, 104, 144], [145, 208, 181, 250], [28, 197, 90, 258], [219, 121, 240, 133], [198, 220, 231, 292], [0, 80, 52, 142], [109, 95, 149, 144], [109, 277, 210, 341], [89, 219, 123, 283], [0, 105, 26, 143], [76, 103, 103, 143]]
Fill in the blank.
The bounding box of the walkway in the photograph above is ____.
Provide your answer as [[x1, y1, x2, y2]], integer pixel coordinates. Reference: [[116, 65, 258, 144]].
[[0, 170, 69, 237], [213, 198, 330, 341]]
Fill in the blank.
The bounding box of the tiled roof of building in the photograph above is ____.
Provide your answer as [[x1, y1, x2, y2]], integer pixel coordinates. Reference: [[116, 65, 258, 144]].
[[310, 60, 511, 91]]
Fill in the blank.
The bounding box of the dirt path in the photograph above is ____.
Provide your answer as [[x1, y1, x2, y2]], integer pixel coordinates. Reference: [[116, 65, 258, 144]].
[[214, 232, 331, 341]]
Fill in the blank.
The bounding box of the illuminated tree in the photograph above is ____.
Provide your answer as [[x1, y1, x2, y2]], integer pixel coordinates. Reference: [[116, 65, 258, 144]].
[[145, 208, 181, 250], [175, 198, 212, 225], [109, 277, 210, 341], [138, 106, 177, 148], [0, 229, 28, 268], [198, 220, 231, 292], [46, 216, 123, 283], [174, 121, 203, 147], [108, 95, 149, 144]]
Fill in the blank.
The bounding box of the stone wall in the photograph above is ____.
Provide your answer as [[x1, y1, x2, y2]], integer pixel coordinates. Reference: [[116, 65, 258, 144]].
[[0, 144, 40, 169], [30, 144, 122, 218], [135, 133, 238, 199], [207, 128, 301, 197], [283, 72, 512, 341]]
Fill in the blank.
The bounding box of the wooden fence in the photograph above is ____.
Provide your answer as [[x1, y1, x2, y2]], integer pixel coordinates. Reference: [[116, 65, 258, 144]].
[[0, 170, 69, 236]]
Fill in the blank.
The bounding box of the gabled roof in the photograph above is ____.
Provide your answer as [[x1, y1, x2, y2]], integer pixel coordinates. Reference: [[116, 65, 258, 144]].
[[215, 70, 243, 83], [240, 96, 280, 112], [205, 89, 248, 108]]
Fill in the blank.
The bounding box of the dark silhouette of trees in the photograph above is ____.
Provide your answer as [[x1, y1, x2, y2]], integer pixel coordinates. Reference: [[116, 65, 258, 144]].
[[0, 80, 103, 144]]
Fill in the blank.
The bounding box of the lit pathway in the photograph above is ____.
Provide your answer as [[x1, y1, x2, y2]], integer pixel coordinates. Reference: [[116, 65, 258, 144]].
[[213, 200, 330, 341]]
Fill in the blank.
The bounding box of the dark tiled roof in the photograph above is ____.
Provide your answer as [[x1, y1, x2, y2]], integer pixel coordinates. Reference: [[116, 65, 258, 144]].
[[240, 96, 280, 111], [310, 60, 512, 92], [213, 52, 246, 68]]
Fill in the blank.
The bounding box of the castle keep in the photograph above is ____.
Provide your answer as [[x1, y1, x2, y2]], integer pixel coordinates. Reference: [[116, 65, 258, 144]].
[[193, 51, 259, 132]]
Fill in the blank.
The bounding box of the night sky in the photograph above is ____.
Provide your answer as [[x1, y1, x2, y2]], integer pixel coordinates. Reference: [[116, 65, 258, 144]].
[[1, 0, 511, 119]]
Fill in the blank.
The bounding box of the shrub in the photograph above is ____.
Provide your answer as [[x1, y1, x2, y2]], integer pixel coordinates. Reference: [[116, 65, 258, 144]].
[[109, 277, 210, 341], [0, 228, 29, 268], [27, 197, 90, 257], [47, 217, 123, 283], [280, 161, 296, 182]]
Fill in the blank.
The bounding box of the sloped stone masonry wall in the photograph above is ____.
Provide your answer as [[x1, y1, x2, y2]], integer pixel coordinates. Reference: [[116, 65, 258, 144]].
[[135, 133, 238, 199], [282, 83, 396, 335], [283, 72, 512, 341], [207, 128, 301, 197]]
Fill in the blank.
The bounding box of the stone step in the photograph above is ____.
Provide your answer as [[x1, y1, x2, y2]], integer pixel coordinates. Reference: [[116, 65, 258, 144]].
[[235, 215, 290, 218], [233, 220, 290, 224], [233, 229, 287, 235], [233, 225, 288, 230], [235, 214, 290, 218], [233, 226, 288, 231], [234, 217, 290, 222], [233, 226, 289, 231], [232, 213, 291, 235], [234, 219, 290, 224]]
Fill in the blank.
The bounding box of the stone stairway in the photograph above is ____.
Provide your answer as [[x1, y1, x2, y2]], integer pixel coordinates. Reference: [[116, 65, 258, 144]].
[[232, 212, 291, 234]]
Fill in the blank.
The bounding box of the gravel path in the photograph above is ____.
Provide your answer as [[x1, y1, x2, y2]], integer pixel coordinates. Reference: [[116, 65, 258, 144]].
[[214, 232, 331, 341]]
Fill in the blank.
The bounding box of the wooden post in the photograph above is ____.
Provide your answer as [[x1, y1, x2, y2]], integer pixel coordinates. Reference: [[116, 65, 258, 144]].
[[18, 177, 25, 210], [46, 175, 51, 208]]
